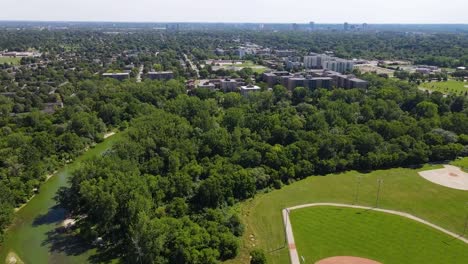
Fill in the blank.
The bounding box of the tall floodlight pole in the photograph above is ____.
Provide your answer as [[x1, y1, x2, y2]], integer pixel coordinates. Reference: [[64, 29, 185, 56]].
[[376, 179, 383, 208], [354, 176, 362, 205]]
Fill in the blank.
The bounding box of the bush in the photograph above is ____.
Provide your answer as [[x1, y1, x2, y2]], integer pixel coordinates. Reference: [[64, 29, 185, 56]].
[[250, 249, 267, 264]]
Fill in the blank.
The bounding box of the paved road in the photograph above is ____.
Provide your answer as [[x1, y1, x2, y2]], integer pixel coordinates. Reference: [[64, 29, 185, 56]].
[[283, 203, 468, 264], [183, 53, 199, 78], [136, 65, 144, 83]]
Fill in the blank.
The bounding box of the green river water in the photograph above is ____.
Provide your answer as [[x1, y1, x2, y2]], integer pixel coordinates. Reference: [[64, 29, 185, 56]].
[[0, 133, 122, 264]]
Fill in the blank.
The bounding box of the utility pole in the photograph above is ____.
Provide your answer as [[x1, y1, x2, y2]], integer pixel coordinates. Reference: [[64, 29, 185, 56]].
[[376, 179, 383, 208], [354, 176, 362, 205]]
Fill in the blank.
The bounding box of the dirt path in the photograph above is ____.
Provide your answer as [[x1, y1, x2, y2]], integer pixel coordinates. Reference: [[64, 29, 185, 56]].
[[282, 203, 468, 264], [103, 131, 116, 139]]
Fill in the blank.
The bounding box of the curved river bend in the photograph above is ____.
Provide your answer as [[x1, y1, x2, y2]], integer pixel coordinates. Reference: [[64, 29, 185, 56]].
[[0, 133, 121, 264]]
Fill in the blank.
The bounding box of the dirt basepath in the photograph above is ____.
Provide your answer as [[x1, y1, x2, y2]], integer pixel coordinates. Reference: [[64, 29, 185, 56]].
[[418, 165, 468, 190], [316, 256, 381, 264], [283, 203, 468, 264]]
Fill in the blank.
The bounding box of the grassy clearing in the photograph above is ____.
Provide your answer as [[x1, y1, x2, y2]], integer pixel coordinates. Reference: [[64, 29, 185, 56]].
[[226, 165, 468, 264], [0, 57, 21, 65], [452, 157, 468, 172], [291, 206, 468, 264], [420, 80, 468, 96]]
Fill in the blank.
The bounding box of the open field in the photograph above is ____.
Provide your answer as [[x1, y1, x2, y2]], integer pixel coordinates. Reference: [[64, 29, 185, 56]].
[[0, 57, 21, 65], [354, 64, 395, 77], [452, 157, 468, 172], [208, 60, 269, 73], [290, 206, 468, 263], [420, 80, 468, 96], [226, 165, 468, 264]]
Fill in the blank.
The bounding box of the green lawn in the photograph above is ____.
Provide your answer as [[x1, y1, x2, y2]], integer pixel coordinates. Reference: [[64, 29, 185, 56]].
[[452, 157, 468, 172], [213, 60, 269, 73], [0, 57, 21, 65], [226, 165, 468, 264], [291, 206, 468, 264], [420, 80, 468, 96]]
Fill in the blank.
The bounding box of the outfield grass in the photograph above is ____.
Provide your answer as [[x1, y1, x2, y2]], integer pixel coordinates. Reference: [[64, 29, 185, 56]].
[[0, 57, 21, 65], [291, 206, 468, 264], [420, 80, 468, 96], [226, 165, 468, 264]]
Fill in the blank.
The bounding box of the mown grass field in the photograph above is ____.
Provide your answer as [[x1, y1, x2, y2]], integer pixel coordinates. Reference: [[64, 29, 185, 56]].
[[291, 206, 468, 264], [420, 80, 468, 96], [0, 57, 21, 65], [212, 60, 269, 73], [226, 165, 468, 264], [452, 157, 468, 172]]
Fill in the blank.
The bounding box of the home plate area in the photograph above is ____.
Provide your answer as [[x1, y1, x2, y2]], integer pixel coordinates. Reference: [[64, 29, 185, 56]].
[[418, 165, 468, 190], [315, 256, 382, 264]]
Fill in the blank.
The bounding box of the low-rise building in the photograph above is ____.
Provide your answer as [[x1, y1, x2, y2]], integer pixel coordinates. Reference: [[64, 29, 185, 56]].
[[262, 70, 367, 90], [197, 80, 216, 90], [221, 79, 239, 92], [147, 71, 174, 81], [287, 77, 306, 90], [347, 78, 369, 89], [305, 77, 333, 90], [275, 50, 296, 57], [102, 72, 130, 81], [240, 85, 261, 96]]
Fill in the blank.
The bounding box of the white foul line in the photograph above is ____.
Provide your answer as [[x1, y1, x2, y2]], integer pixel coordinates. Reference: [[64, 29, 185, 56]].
[[282, 203, 468, 264]]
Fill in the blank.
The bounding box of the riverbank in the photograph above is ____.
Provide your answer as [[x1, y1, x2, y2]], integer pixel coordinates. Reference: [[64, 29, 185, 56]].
[[12, 131, 117, 214], [0, 131, 122, 264], [13, 171, 57, 213]]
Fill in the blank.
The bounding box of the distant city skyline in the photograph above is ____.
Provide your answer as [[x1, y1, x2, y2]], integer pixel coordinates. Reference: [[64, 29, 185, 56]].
[[1, 0, 468, 24]]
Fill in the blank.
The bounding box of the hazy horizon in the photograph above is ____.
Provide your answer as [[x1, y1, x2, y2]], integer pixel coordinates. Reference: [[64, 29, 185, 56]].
[[1, 0, 468, 24]]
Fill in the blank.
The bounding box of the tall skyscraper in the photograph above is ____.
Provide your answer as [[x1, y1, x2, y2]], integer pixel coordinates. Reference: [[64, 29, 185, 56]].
[[344, 22, 349, 31], [309, 21, 315, 31]]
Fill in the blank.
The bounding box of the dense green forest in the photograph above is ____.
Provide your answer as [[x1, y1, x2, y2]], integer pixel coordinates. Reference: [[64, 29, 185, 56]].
[[0, 79, 186, 242], [57, 75, 468, 263]]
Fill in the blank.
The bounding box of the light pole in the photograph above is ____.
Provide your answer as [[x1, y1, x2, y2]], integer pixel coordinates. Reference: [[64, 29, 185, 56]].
[[354, 176, 362, 205], [376, 179, 383, 208]]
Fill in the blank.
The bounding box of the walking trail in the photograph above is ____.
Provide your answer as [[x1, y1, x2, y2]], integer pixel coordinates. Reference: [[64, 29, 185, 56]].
[[282, 203, 468, 264]]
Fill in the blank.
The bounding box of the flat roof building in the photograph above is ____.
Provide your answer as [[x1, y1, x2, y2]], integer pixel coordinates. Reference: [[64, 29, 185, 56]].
[[102, 72, 130, 81], [240, 85, 261, 96], [147, 71, 174, 81], [221, 79, 239, 92]]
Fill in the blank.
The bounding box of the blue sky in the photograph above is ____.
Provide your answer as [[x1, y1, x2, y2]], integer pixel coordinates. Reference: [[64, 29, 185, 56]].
[[1, 0, 467, 23]]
